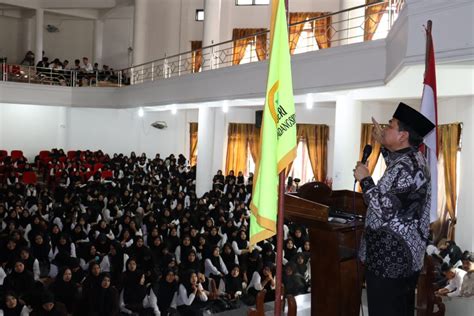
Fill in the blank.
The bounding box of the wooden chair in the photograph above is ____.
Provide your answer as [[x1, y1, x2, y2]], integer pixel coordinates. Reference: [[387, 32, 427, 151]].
[[248, 289, 266, 316], [286, 295, 297, 316], [416, 255, 445, 316]]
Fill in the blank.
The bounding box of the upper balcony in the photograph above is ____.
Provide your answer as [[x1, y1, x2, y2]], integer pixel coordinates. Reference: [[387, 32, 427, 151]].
[[0, 0, 473, 108]]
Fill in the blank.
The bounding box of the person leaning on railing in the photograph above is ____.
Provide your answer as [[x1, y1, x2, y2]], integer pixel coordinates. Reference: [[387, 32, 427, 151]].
[[36, 57, 49, 75], [20, 50, 35, 66]]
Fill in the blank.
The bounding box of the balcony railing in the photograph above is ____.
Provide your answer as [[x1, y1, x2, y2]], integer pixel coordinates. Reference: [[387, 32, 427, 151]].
[[0, 0, 403, 88]]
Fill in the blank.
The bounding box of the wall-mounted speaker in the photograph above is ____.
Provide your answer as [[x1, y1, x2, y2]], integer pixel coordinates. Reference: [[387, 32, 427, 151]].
[[255, 110, 263, 128]]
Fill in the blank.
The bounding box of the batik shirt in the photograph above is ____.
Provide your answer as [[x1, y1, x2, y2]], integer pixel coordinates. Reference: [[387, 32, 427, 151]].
[[359, 147, 431, 278]]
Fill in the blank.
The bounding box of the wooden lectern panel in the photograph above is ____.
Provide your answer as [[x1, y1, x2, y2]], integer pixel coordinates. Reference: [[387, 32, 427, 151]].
[[284, 182, 366, 316], [284, 193, 328, 224]]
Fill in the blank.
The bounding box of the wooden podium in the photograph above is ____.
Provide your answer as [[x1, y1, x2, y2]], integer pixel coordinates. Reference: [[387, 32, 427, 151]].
[[284, 182, 367, 316]]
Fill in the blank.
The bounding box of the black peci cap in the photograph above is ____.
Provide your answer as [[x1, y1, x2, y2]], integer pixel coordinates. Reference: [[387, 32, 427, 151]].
[[393, 102, 435, 137]]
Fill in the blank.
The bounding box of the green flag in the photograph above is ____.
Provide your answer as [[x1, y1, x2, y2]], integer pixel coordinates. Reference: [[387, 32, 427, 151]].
[[250, 0, 297, 247]]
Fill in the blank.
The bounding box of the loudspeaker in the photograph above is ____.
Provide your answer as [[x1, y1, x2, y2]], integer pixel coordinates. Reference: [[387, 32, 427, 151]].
[[255, 110, 263, 128]]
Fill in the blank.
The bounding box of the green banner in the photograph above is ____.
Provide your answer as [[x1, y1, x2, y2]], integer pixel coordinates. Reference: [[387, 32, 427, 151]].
[[250, 0, 297, 247]]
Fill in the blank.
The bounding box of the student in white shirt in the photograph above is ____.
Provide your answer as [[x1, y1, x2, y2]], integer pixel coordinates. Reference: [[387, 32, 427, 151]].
[[435, 263, 467, 297], [0, 292, 30, 316], [177, 270, 208, 316], [82, 57, 93, 73]]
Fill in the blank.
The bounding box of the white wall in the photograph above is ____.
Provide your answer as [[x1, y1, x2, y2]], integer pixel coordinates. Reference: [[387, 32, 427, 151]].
[[0, 103, 65, 158], [0, 16, 23, 64], [43, 15, 94, 63], [102, 6, 134, 69], [437, 97, 474, 252]]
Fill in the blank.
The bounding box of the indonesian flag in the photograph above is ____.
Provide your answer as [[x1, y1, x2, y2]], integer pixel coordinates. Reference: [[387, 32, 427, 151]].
[[420, 22, 439, 223]]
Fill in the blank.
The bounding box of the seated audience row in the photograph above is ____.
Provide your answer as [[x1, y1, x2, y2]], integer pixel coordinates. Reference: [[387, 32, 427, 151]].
[[0, 149, 311, 316]]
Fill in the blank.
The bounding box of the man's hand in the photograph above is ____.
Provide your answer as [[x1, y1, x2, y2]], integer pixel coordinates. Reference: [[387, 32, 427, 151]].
[[371, 117, 383, 144], [354, 161, 370, 182]]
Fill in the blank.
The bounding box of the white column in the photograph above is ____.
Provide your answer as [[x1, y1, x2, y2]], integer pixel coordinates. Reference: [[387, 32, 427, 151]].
[[211, 108, 227, 174], [202, 0, 222, 69], [196, 107, 216, 197], [94, 19, 104, 66], [35, 8, 44, 65], [57, 106, 70, 150], [24, 18, 34, 53], [332, 95, 362, 190], [132, 0, 148, 66], [456, 99, 474, 251], [336, 0, 365, 46]]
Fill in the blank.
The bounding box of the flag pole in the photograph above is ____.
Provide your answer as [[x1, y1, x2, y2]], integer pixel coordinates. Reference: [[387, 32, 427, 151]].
[[425, 20, 432, 72], [274, 0, 289, 312], [274, 170, 286, 316]]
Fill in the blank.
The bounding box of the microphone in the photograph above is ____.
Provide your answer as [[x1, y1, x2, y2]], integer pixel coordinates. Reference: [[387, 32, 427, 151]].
[[361, 144, 373, 165], [354, 144, 372, 183]]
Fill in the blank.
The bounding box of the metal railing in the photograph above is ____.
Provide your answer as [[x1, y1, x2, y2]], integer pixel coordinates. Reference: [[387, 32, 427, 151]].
[[0, 0, 403, 88], [0, 63, 119, 87]]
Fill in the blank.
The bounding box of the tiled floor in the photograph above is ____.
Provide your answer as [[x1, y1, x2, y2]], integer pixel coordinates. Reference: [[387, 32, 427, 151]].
[[212, 290, 369, 315]]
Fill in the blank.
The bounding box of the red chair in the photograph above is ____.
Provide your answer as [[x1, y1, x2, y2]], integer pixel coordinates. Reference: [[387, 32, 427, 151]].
[[10, 150, 24, 161], [101, 170, 113, 180], [58, 156, 67, 163], [22, 171, 37, 184], [85, 171, 94, 180], [39, 150, 50, 159], [0, 150, 7, 158], [94, 163, 104, 173], [67, 150, 78, 160]]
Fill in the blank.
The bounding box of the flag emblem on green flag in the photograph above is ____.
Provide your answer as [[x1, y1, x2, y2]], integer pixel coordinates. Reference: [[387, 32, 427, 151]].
[[250, 0, 297, 247]]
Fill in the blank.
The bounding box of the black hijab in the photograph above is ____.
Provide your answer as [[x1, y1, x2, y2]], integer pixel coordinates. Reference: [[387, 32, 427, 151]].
[[122, 270, 147, 305]]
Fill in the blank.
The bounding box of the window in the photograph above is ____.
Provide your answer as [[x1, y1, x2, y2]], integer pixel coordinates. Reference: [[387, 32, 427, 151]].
[[247, 137, 314, 184], [372, 2, 402, 40], [236, 0, 270, 6], [239, 40, 259, 64], [195, 9, 204, 21], [293, 21, 319, 54], [247, 143, 255, 177], [371, 153, 387, 184], [288, 138, 314, 184]]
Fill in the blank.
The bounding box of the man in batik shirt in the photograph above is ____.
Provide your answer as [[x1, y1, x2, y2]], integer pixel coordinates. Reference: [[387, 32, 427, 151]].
[[354, 102, 435, 316]]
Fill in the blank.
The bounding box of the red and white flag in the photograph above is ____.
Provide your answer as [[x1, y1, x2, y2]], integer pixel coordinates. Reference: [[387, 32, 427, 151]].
[[420, 22, 439, 223]]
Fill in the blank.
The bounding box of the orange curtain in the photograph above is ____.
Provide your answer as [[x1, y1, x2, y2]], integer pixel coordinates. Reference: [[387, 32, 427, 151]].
[[225, 123, 251, 175], [439, 123, 461, 241], [189, 122, 198, 166], [298, 124, 330, 181], [255, 30, 268, 61], [364, 0, 389, 41], [191, 41, 202, 73], [232, 29, 267, 65], [311, 12, 332, 49], [289, 13, 310, 54], [248, 124, 261, 164]]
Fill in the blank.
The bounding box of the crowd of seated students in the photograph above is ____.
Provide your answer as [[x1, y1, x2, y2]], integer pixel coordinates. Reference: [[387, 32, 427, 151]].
[[0, 148, 311, 316], [426, 239, 474, 299], [16, 51, 119, 86]]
